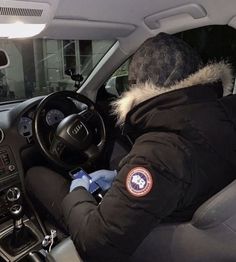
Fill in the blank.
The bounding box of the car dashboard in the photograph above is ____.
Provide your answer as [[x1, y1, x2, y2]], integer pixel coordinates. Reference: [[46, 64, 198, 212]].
[[0, 96, 86, 221]]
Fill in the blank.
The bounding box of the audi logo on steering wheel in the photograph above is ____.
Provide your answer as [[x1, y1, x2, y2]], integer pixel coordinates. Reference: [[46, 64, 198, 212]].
[[71, 124, 83, 135]]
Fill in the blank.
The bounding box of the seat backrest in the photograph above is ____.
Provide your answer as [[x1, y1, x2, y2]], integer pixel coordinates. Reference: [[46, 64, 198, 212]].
[[132, 179, 236, 262], [47, 180, 236, 262], [192, 179, 236, 229]]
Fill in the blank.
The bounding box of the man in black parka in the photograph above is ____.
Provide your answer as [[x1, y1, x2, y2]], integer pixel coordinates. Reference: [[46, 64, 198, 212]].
[[26, 33, 236, 261]]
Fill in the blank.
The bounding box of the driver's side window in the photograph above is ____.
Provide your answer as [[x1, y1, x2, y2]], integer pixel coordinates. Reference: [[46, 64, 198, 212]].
[[105, 60, 129, 97]]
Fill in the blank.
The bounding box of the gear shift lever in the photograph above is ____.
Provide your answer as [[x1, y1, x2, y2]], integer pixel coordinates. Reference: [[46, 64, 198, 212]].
[[10, 203, 26, 249], [6, 187, 27, 250], [10, 204, 24, 228], [0, 187, 37, 256]]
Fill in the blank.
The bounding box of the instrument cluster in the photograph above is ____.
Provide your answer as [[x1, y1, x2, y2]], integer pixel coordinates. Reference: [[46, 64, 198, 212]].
[[18, 108, 65, 138], [18, 117, 33, 138], [45, 109, 65, 126]]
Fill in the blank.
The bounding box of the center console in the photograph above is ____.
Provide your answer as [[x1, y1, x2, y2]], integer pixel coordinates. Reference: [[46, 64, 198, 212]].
[[0, 146, 44, 262], [0, 145, 19, 224], [0, 145, 70, 261], [0, 186, 44, 262]]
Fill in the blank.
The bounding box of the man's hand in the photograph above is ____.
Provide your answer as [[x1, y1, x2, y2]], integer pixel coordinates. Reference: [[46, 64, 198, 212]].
[[90, 170, 117, 191], [70, 175, 90, 192]]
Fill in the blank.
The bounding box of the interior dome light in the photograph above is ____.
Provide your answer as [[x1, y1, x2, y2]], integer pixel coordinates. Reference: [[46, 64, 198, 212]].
[[0, 22, 46, 38]]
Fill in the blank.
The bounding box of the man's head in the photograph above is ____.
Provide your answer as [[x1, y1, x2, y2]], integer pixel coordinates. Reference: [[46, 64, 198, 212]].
[[113, 33, 232, 126], [128, 33, 202, 87]]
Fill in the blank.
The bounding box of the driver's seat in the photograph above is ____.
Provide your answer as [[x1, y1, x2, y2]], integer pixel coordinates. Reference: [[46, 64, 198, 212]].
[[47, 179, 236, 262]]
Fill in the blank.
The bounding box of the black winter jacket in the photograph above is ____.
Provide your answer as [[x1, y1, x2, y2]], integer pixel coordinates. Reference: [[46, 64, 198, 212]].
[[62, 64, 236, 262]]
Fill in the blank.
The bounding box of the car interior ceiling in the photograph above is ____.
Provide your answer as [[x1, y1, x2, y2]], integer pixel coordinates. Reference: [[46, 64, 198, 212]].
[[0, 6, 236, 258]]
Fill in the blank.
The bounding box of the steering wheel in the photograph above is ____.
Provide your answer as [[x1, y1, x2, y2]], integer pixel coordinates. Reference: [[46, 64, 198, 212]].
[[33, 91, 106, 170]]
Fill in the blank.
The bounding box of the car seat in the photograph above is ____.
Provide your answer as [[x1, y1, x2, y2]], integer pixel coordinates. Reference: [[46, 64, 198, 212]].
[[47, 179, 236, 262]]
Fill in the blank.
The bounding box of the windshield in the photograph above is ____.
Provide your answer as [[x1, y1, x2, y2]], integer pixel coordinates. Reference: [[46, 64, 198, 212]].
[[0, 39, 114, 102]]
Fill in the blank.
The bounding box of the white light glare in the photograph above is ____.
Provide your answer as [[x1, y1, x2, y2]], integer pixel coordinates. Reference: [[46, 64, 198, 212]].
[[0, 22, 46, 38]]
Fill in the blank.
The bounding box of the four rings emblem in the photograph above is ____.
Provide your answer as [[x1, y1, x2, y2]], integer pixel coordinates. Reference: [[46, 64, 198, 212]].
[[71, 123, 83, 135]]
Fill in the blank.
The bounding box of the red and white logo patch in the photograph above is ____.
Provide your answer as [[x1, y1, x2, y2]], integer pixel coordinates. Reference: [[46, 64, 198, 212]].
[[126, 167, 153, 197]]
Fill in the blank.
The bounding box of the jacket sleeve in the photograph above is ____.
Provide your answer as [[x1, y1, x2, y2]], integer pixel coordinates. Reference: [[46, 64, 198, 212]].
[[62, 134, 186, 262]]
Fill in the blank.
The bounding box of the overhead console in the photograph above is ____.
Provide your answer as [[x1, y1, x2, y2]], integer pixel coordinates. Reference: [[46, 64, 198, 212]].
[[0, 0, 59, 38]]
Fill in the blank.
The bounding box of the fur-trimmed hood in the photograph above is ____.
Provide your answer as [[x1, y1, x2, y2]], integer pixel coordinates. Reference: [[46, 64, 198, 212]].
[[112, 62, 234, 126]]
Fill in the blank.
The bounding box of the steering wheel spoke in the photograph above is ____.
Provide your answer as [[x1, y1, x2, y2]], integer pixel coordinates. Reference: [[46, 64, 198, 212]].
[[84, 144, 100, 160], [78, 108, 97, 124], [50, 136, 66, 159]]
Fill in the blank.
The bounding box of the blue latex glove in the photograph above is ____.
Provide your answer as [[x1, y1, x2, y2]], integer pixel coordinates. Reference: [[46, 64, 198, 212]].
[[70, 175, 90, 192], [90, 170, 117, 191]]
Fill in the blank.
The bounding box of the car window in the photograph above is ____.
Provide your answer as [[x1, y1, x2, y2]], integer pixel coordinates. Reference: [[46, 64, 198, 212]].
[[0, 39, 114, 102], [176, 25, 236, 94]]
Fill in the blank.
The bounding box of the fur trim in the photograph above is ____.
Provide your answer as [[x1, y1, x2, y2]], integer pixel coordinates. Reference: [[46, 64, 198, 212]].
[[112, 62, 233, 126]]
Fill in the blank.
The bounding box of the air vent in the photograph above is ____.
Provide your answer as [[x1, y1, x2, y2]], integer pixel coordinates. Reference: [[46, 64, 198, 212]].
[[0, 7, 43, 17], [0, 128, 4, 144]]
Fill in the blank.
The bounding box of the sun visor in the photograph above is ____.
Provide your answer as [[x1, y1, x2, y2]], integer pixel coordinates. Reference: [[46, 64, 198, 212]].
[[0, 0, 57, 38], [41, 19, 136, 40]]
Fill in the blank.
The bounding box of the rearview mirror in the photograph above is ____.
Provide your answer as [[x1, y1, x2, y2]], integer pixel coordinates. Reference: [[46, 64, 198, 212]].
[[0, 49, 9, 69]]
